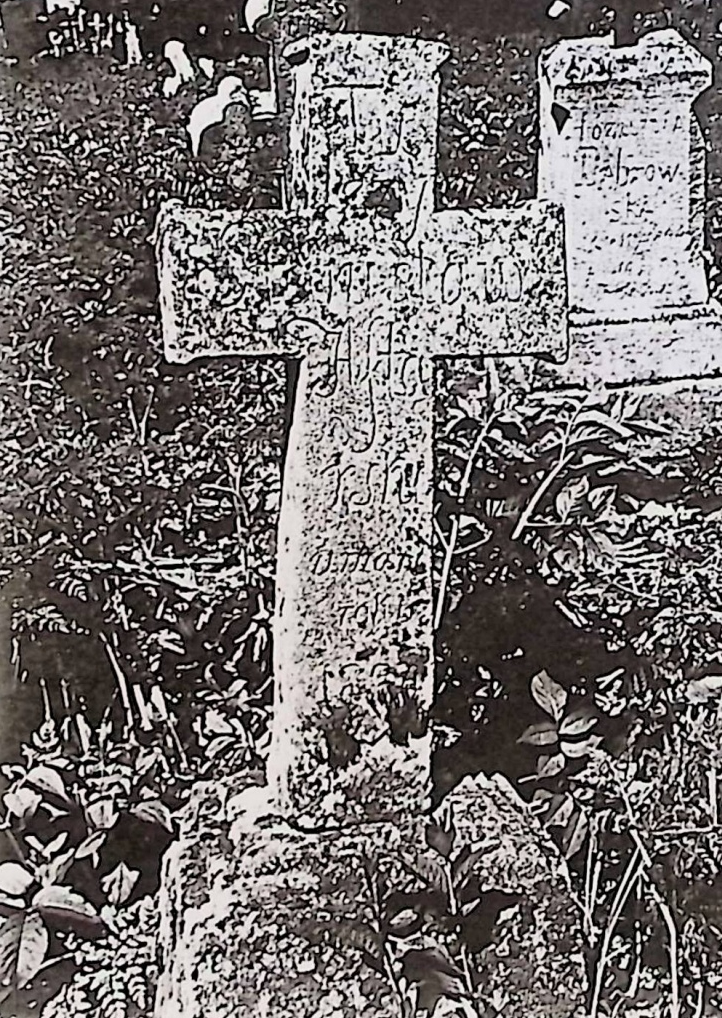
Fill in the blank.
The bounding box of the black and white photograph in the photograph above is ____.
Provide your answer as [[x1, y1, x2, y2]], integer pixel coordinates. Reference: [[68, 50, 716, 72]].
[[1, 0, 722, 1015]]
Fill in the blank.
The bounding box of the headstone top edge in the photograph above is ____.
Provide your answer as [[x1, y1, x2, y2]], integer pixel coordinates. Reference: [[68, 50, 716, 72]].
[[283, 31, 451, 80], [539, 28, 711, 89]]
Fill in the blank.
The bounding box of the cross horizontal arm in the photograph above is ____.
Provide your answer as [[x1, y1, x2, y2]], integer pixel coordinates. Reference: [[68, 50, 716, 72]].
[[155, 201, 317, 363], [419, 201, 568, 361]]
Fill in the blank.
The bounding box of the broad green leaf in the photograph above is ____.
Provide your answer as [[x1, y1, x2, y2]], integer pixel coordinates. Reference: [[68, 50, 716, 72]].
[[574, 409, 635, 440], [587, 485, 617, 515], [386, 908, 422, 936], [568, 425, 615, 446], [42, 847, 77, 887], [425, 819, 455, 859], [561, 735, 603, 759], [26, 765, 69, 802], [435, 997, 478, 1018], [85, 798, 119, 831], [0, 894, 26, 911], [76, 830, 108, 863], [630, 419, 670, 436], [555, 477, 589, 522], [451, 848, 485, 890], [101, 862, 140, 907], [546, 795, 575, 830], [0, 913, 23, 1003], [536, 753, 566, 779], [0, 862, 34, 898], [3, 787, 41, 821], [559, 711, 599, 738], [400, 946, 467, 1013], [129, 799, 174, 833], [226, 678, 250, 698], [32, 884, 98, 920], [563, 809, 589, 860], [16, 912, 48, 989], [530, 670, 568, 721], [517, 722, 558, 747]]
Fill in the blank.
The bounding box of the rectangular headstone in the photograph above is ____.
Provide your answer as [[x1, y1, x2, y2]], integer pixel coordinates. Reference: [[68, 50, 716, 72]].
[[537, 29, 722, 386], [157, 32, 568, 825], [539, 29, 710, 317]]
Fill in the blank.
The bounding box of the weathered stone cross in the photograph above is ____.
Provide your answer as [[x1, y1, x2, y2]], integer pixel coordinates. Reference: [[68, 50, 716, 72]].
[[156, 32, 567, 826]]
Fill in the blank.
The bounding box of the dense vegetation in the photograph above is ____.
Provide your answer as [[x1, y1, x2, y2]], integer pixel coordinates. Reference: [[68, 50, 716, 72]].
[[1, 0, 722, 1014]]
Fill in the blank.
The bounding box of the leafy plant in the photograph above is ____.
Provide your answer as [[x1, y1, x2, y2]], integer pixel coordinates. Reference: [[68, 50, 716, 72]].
[[347, 810, 524, 1018], [0, 710, 173, 1010], [6, 1, 722, 1014], [41, 894, 158, 1018]]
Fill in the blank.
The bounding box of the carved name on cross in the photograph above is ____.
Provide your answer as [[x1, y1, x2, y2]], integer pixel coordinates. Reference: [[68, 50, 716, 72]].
[[156, 32, 567, 825]]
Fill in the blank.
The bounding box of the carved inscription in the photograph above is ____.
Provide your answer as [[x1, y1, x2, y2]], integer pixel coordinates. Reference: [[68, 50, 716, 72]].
[[572, 104, 685, 200], [330, 450, 426, 511], [309, 546, 421, 578], [326, 250, 525, 314]]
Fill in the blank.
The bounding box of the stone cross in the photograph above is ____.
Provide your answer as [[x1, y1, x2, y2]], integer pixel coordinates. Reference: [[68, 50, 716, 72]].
[[156, 32, 567, 826]]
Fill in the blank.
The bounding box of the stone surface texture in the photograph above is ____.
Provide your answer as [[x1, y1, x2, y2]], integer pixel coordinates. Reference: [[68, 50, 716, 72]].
[[537, 29, 722, 387], [539, 29, 711, 319], [153, 776, 586, 1018], [537, 303, 722, 387], [153, 30, 581, 1018], [156, 32, 567, 825]]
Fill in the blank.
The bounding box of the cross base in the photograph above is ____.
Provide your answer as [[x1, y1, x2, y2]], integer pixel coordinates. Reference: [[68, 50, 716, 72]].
[[537, 301, 722, 388], [153, 778, 586, 1018]]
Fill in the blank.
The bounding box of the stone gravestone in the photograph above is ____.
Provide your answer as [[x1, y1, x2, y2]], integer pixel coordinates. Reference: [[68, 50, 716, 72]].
[[153, 32, 585, 1018], [538, 29, 722, 385]]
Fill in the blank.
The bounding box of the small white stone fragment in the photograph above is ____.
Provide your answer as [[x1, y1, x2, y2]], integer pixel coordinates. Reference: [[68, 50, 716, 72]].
[[187, 76, 248, 157], [162, 40, 196, 99], [547, 0, 571, 19]]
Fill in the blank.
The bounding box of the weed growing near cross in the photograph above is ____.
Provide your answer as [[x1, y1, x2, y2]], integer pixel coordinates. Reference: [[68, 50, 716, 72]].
[[5, 3, 722, 1014]]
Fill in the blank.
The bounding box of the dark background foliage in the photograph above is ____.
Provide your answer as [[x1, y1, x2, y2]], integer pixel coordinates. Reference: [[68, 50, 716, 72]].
[[3, 1, 722, 1014], [2, 0, 721, 768]]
